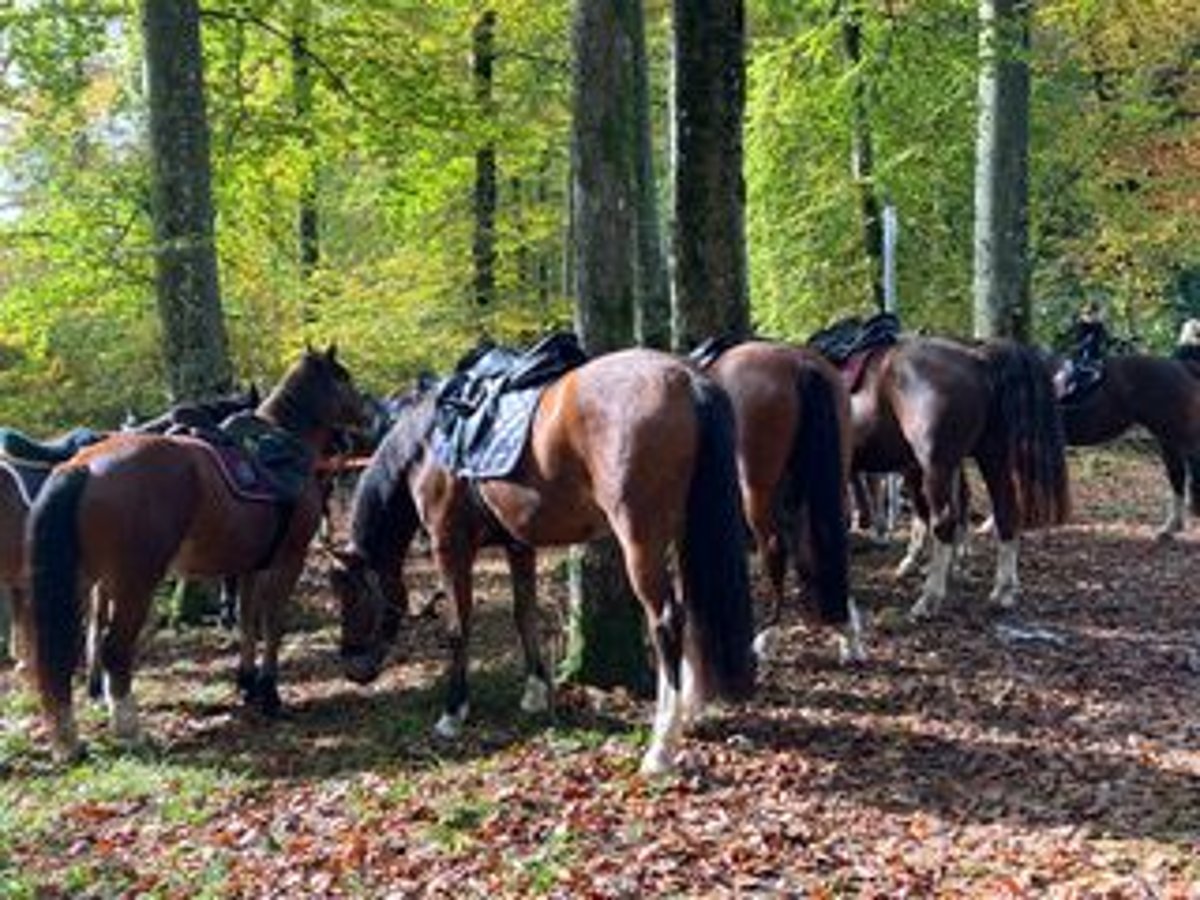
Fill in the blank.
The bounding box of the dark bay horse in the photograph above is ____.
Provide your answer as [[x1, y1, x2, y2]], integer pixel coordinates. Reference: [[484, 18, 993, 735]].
[[330, 348, 755, 775], [1054, 354, 1200, 537], [700, 341, 862, 661], [851, 337, 1070, 617], [27, 347, 362, 761]]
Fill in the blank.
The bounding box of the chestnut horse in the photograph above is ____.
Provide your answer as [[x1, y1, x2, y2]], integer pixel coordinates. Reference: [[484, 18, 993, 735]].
[[331, 348, 755, 775], [700, 341, 862, 660], [1055, 354, 1200, 537], [27, 347, 362, 761], [852, 337, 1070, 617]]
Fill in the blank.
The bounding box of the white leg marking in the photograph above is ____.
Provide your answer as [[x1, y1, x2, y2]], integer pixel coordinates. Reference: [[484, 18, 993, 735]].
[[838, 597, 867, 664], [895, 518, 929, 578], [109, 691, 142, 742], [752, 626, 780, 664], [910, 538, 954, 619], [989, 540, 1020, 608], [1156, 493, 1185, 540], [640, 666, 683, 776], [433, 702, 470, 740], [519, 674, 550, 714], [679, 655, 704, 727]]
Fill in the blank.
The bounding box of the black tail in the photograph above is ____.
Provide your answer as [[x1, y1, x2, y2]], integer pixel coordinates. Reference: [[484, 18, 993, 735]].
[[680, 377, 755, 702], [29, 467, 89, 714], [783, 368, 849, 625], [1188, 456, 1200, 517], [985, 341, 1071, 527]]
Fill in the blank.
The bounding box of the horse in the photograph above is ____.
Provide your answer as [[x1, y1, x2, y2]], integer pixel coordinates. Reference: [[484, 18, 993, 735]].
[[698, 340, 861, 661], [1052, 353, 1200, 538], [850, 336, 1070, 617], [122, 383, 261, 435], [330, 348, 756, 775], [27, 347, 363, 761]]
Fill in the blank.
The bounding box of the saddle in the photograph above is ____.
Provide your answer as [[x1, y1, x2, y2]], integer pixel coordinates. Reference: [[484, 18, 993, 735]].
[[433, 332, 589, 479], [1056, 359, 1104, 404], [688, 333, 749, 370], [181, 413, 315, 505], [808, 312, 901, 391], [0, 426, 106, 505]]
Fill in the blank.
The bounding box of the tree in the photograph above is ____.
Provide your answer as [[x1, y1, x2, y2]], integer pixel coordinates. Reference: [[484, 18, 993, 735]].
[[143, 0, 233, 399], [972, 0, 1032, 341], [840, 0, 884, 311], [472, 7, 498, 309], [293, 0, 319, 291], [560, 0, 654, 694], [671, 0, 749, 348]]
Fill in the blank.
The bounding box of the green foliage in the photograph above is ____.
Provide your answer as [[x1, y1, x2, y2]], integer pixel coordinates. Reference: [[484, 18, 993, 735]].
[[1, 0, 1197, 429]]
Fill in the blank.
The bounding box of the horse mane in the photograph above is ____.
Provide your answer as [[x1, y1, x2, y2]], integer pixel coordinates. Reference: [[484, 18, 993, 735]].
[[346, 385, 437, 564]]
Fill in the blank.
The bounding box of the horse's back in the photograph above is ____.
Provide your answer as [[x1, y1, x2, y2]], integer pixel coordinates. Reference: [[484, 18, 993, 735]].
[[483, 349, 702, 546]]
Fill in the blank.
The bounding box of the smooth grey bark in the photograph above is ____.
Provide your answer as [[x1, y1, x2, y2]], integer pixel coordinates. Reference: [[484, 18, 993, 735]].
[[561, 0, 652, 695], [473, 9, 497, 308], [142, 0, 233, 400], [972, 0, 1032, 341], [293, 0, 319, 291], [670, 0, 749, 350], [841, 0, 885, 311]]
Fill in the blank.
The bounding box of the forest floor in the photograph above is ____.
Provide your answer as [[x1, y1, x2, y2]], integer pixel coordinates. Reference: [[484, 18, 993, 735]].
[[2, 444, 1199, 897]]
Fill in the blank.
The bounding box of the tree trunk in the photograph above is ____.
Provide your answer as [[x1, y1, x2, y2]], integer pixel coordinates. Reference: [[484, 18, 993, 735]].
[[630, 3, 670, 350], [972, 0, 1032, 341], [670, 0, 749, 350], [841, 0, 885, 311], [561, 0, 652, 695], [142, 0, 233, 400], [293, 0, 319, 296], [473, 9, 497, 309]]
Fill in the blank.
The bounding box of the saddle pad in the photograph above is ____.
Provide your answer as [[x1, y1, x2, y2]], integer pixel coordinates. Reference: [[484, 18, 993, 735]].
[[433, 332, 587, 480], [839, 346, 883, 394], [0, 457, 47, 507], [432, 387, 543, 479], [176, 437, 283, 504]]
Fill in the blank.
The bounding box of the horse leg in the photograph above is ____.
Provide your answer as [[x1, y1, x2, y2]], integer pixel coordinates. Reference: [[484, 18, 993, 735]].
[[235, 573, 262, 703], [977, 450, 1020, 608], [1155, 443, 1187, 540], [507, 545, 550, 714], [219, 575, 239, 630], [251, 560, 306, 717], [896, 469, 930, 577], [909, 464, 959, 619], [432, 536, 477, 740], [745, 488, 786, 663], [85, 586, 112, 701], [98, 582, 156, 744]]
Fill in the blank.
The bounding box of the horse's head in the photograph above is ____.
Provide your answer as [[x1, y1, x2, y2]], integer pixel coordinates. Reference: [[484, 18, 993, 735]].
[[263, 345, 368, 442], [329, 547, 402, 685]]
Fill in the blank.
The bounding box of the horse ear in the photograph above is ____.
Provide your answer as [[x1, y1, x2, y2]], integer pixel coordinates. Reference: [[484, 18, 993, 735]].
[[326, 342, 338, 363], [248, 382, 261, 405]]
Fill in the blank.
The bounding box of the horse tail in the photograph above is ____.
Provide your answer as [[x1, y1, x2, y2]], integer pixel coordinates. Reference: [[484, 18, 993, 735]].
[[783, 367, 850, 625], [985, 341, 1071, 527], [29, 467, 89, 715], [1187, 455, 1200, 517], [681, 377, 755, 702]]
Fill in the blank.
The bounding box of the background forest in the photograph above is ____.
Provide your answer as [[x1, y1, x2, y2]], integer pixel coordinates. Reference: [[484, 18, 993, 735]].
[[1, 0, 1197, 431]]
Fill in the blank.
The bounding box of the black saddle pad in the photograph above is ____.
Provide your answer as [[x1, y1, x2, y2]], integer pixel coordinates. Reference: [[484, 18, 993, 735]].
[[0, 427, 106, 505], [688, 333, 748, 370], [432, 332, 589, 479], [808, 312, 900, 364]]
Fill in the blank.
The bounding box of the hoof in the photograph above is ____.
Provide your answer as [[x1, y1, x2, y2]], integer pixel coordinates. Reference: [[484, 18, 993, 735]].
[[236, 666, 260, 703], [434, 704, 469, 740], [908, 596, 938, 621], [838, 635, 868, 665], [752, 627, 780, 663], [1154, 528, 1178, 543], [638, 744, 675, 777], [256, 677, 283, 718], [989, 586, 1018, 609], [519, 676, 550, 714]]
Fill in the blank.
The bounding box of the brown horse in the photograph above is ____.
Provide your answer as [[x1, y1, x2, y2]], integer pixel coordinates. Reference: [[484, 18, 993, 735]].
[[851, 337, 1070, 617], [1055, 354, 1200, 537], [700, 340, 862, 660], [27, 347, 363, 761], [330, 348, 755, 775], [0, 464, 28, 667]]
